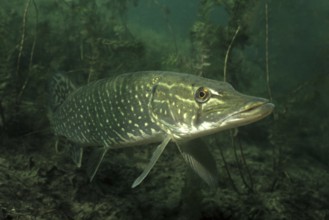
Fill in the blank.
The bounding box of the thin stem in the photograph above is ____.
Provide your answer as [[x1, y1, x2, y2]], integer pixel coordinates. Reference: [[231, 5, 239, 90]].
[[218, 139, 240, 194], [223, 26, 240, 82], [265, 2, 272, 101], [231, 130, 253, 193], [18, 0, 38, 101], [237, 137, 254, 192], [16, 0, 31, 80]]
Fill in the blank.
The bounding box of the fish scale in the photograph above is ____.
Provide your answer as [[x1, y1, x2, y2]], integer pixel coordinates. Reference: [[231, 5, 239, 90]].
[[49, 71, 274, 188], [52, 72, 164, 148]]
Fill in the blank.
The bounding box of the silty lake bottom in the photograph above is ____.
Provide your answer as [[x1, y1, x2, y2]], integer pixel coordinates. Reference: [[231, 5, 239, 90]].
[[0, 0, 328, 219]]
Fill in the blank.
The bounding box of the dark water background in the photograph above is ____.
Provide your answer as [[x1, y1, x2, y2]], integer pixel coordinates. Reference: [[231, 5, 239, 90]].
[[0, 0, 328, 219]]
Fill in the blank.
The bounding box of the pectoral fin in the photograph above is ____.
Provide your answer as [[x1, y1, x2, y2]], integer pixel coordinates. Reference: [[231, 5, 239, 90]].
[[87, 147, 108, 181], [131, 136, 171, 188], [177, 139, 218, 188]]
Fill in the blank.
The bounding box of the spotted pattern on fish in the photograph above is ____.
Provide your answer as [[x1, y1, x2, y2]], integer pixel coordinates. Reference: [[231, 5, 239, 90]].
[[51, 72, 165, 149], [49, 71, 274, 187]]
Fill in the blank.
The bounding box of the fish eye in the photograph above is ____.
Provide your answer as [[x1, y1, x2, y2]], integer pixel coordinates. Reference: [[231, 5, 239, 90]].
[[194, 87, 211, 103]]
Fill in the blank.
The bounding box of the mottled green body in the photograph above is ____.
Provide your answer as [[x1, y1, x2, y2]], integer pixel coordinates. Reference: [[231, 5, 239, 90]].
[[50, 71, 274, 187]]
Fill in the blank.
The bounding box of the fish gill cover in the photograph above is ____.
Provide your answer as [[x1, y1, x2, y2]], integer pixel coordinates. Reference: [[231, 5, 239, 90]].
[[0, 0, 328, 220]]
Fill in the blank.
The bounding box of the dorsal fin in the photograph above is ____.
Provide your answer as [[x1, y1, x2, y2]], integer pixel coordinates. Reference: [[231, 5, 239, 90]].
[[49, 73, 77, 112]]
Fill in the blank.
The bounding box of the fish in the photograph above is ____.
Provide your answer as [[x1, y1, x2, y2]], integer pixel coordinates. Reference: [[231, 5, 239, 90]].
[[48, 71, 274, 188]]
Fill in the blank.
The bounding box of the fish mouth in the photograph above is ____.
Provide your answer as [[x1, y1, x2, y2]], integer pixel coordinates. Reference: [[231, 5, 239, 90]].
[[221, 99, 275, 128]]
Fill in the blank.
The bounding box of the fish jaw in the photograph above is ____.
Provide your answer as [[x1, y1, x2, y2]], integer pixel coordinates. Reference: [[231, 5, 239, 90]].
[[217, 97, 274, 130]]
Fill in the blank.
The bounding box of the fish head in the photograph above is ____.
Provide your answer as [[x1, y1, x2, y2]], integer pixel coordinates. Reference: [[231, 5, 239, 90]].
[[193, 81, 274, 134], [148, 74, 275, 141]]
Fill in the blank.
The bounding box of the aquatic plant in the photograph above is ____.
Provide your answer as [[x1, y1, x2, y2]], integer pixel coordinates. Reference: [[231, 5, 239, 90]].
[[0, 0, 328, 219]]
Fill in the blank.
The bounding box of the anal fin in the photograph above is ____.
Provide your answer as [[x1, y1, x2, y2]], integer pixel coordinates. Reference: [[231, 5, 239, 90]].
[[69, 144, 84, 168], [55, 139, 84, 168], [87, 147, 108, 181]]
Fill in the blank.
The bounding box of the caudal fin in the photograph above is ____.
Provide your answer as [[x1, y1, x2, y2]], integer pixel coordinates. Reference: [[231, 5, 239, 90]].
[[48, 73, 76, 112]]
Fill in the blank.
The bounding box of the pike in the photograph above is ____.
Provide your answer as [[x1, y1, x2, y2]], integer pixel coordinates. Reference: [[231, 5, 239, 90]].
[[49, 71, 274, 188]]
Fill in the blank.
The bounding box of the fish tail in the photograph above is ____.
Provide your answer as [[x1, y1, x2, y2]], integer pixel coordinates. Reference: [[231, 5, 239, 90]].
[[48, 73, 76, 112]]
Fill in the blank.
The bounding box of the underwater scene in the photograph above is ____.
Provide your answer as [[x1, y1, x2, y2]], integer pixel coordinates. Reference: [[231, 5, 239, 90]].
[[0, 0, 328, 219]]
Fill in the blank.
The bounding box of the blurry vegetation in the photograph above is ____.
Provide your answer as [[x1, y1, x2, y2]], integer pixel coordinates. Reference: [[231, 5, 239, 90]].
[[0, 0, 328, 219]]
